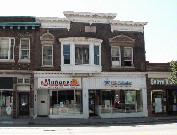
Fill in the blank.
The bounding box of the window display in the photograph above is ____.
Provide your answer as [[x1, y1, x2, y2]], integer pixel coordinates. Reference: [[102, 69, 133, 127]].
[[100, 90, 142, 113], [50, 90, 82, 115], [0, 91, 13, 117]]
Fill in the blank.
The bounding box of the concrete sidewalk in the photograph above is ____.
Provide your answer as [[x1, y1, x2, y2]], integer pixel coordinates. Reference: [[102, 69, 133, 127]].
[[0, 116, 177, 126]]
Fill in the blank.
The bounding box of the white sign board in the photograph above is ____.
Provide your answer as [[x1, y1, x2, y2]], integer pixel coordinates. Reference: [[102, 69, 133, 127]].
[[38, 78, 82, 89]]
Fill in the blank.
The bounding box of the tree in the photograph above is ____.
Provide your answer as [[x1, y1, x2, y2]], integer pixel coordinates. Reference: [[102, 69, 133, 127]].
[[169, 61, 177, 85]]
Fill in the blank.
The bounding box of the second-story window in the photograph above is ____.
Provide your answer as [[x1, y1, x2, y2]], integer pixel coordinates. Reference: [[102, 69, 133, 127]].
[[0, 38, 15, 60], [42, 45, 53, 66], [94, 45, 99, 65], [111, 46, 121, 66], [75, 45, 89, 65], [123, 47, 133, 66], [63, 45, 70, 64], [40, 31, 54, 67], [20, 38, 30, 60]]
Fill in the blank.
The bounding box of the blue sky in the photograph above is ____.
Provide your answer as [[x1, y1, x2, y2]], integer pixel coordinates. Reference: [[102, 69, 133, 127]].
[[0, 0, 176, 62]]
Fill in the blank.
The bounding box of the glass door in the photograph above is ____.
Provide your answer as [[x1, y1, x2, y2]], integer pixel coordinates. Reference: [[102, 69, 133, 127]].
[[19, 93, 29, 116]]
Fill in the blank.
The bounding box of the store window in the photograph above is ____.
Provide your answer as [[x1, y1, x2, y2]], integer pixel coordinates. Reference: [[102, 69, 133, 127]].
[[0, 91, 13, 117], [20, 38, 30, 60], [50, 90, 82, 115], [0, 37, 15, 60], [75, 45, 89, 65], [42, 45, 53, 66], [63, 45, 70, 64], [123, 47, 133, 66], [100, 90, 142, 113]]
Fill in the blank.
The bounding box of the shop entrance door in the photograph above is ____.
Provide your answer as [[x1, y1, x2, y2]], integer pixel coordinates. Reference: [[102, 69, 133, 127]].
[[89, 90, 99, 117], [155, 98, 162, 113], [37, 90, 49, 116], [19, 93, 29, 116]]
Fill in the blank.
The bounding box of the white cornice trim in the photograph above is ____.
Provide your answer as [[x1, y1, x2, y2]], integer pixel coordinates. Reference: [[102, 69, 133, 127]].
[[37, 17, 70, 30], [59, 37, 103, 44], [111, 20, 147, 33], [63, 11, 117, 24]]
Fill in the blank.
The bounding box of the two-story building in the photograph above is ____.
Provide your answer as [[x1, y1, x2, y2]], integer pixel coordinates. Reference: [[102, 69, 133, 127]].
[[0, 16, 40, 119], [33, 11, 148, 119]]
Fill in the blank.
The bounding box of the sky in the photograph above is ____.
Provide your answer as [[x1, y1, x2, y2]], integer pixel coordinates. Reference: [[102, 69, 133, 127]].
[[0, 0, 176, 63]]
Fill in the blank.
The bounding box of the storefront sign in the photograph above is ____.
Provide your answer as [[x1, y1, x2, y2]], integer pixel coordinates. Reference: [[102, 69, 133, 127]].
[[104, 80, 132, 87], [38, 78, 81, 89], [151, 78, 170, 85]]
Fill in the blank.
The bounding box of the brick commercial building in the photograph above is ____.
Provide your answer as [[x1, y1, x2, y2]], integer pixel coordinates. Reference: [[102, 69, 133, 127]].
[[1, 11, 175, 120], [0, 16, 40, 118], [146, 62, 177, 116], [34, 11, 148, 119]]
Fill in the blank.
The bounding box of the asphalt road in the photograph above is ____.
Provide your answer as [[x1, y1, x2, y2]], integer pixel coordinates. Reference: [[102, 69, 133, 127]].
[[0, 123, 177, 135]]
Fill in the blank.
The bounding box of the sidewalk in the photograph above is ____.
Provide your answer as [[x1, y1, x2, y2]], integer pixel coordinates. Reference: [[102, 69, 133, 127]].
[[0, 116, 177, 126]]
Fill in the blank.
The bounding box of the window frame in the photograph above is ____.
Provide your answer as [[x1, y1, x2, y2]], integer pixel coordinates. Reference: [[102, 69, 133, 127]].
[[0, 37, 15, 61], [19, 38, 30, 62], [111, 46, 121, 66], [75, 44, 90, 65], [42, 45, 53, 67], [123, 47, 133, 67], [63, 44, 71, 65]]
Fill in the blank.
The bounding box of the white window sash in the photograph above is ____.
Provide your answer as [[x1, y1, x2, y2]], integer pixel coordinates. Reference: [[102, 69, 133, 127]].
[[19, 38, 30, 60], [42, 45, 53, 66]]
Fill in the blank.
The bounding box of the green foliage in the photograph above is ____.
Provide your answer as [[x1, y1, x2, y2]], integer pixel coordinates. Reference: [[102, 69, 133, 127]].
[[169, 61, 177, 85]]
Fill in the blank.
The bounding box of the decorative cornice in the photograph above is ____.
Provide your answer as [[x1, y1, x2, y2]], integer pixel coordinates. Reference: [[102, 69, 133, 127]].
[[63, 11, 117, 24], [37, 17, 70, 30], [111, 20, 147, 33], [40, 30, 55, 45], [59, 37, 103, 44], [109, 34, 135, 43]]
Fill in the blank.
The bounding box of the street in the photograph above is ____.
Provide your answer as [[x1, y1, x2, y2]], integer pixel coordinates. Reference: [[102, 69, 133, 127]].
[[0, 123, 177, 135]]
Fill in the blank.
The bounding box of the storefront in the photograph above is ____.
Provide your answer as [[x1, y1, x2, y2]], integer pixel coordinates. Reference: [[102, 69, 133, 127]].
[[83, 73, 148, 118], [34, 73, 84, 118], [0, 72, 32, 119], [0, 77, 14, 119], [149, 78, 177, 116]]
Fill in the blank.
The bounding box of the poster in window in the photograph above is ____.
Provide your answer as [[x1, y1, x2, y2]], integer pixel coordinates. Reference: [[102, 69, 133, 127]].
[[125, 91, 136, 104]]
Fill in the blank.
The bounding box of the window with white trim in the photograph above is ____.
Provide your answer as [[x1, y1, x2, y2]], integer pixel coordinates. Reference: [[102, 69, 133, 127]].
[[75, 45, 89, 65], [0, 37, 15, 60], [94, 45, 99, 65], [123, 47, 133, 66], [111, 46, 121, 66], [63, 44, 70, 64], [20, 38, 30, 60], [42, 45, 53, 66]]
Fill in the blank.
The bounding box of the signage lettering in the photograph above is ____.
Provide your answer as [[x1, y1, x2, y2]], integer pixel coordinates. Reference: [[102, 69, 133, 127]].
[[150, 78, 170, 85], [38, 78, 81, 89], [104, 80, 132, 87]]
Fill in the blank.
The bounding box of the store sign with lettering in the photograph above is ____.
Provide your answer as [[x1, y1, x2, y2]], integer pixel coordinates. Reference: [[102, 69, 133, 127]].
[[38, 78, 81, 89], [150, 78, 170, 85], [104, 80, 132, 87]]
